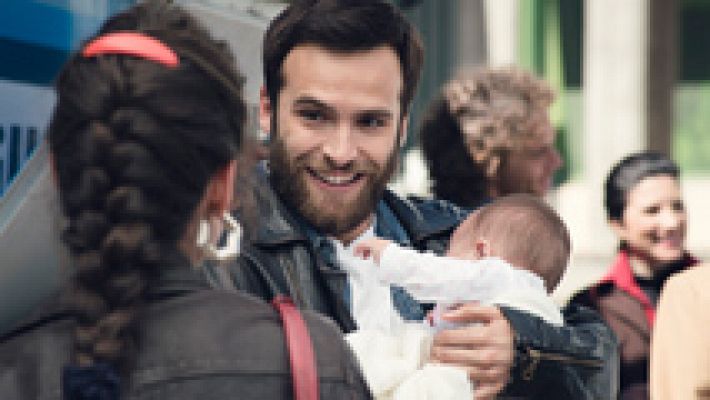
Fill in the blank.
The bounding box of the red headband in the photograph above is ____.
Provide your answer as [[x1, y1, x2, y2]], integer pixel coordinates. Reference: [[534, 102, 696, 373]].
[[82, 31, 179, 68]]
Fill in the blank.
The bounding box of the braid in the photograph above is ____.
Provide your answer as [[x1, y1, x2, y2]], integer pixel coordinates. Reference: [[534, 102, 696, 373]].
[[61, 118, 166, 369], [48, 1, 246, 394]]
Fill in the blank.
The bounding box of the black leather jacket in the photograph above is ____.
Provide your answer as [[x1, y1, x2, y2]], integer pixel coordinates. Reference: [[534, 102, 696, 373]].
[[0, 259, 372, 399], [225, 178, 619, 399]]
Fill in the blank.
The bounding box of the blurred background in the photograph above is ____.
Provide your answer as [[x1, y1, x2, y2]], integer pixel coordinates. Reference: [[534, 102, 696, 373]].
[[1, 0, 709, 328]]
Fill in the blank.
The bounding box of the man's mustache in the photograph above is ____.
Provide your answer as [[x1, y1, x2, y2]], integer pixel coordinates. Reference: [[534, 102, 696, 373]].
[[294, 155, 379, 175]]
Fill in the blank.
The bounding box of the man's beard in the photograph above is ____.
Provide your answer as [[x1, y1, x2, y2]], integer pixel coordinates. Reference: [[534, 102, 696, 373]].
[[269, 125, 400, 238]]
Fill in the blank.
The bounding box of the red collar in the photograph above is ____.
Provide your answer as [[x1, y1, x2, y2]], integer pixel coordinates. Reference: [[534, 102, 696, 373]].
[[599, 251, 697, 328]]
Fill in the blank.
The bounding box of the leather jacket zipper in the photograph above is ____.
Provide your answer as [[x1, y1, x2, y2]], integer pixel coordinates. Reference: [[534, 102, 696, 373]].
[[523, 348, 604, 381]]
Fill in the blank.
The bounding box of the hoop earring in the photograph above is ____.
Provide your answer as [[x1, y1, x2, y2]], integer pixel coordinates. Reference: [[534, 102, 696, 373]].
[[196, 212, 242, 260]]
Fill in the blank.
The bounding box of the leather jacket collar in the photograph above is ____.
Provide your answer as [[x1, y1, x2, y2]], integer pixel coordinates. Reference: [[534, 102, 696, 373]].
[[249, 176, 308, 247], [147, 252, 212, 299], [380, 190, 466, 245]]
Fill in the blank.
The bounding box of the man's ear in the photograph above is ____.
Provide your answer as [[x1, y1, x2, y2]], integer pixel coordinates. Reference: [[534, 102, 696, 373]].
[[205, 160, 238, 217], [474, 238, 491, 258], [259, 86, 272, 137]]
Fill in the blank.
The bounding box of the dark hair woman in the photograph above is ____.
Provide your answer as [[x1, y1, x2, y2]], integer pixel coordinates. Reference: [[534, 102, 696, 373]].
[[0, 2, 370, 399], [570, 151, 697, 400]]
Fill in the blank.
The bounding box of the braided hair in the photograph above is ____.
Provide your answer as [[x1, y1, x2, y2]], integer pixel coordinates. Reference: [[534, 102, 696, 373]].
[[48, 1, 245, 397]]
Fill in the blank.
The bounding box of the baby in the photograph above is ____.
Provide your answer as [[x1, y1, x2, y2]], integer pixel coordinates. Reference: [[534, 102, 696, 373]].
[[347, 194, 571, 399], [356, 193, 570, 325]]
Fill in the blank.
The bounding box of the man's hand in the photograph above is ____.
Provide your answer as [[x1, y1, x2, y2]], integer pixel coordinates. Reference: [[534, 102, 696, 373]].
[[353, 238, 392, 264], [430, 303, 515, 400]]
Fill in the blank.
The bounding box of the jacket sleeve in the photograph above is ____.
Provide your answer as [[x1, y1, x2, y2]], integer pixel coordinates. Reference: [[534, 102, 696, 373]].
[[498, 303, 619, 400]]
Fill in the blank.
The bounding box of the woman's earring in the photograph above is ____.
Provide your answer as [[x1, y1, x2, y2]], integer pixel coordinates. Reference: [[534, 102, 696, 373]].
[[196, 212, 242, 260]]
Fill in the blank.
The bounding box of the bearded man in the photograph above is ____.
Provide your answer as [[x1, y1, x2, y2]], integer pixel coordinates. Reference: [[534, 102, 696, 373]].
[[225, 1, 618, 399]]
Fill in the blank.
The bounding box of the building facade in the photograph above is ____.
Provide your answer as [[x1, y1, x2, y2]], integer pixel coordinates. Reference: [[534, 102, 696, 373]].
[[0, 0, 135, 194]]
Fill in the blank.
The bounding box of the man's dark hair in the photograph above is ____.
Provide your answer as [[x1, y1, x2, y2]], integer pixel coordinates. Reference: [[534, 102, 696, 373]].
[[262, 0, 424, 114], [605, 151, 680, 221]]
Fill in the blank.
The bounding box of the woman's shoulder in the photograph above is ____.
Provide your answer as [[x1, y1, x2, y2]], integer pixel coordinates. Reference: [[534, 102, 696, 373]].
[[146, 288, 343, 341], [0, 291, 74, 353], [137, 289, 359, 378], [567, 279, 616, 309], [566, 253, 628, 307], [0, 289, 369, 399], [0, 301, 74, 400], [133, 289, 369, 398]]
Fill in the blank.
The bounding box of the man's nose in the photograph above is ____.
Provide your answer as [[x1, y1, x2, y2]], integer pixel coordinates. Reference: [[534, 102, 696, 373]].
[[322, 123, 358, 166]]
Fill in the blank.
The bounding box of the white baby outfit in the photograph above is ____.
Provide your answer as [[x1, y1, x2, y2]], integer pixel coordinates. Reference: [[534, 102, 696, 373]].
[[341, 243, 564, 400], [376, 244, 564, 327]]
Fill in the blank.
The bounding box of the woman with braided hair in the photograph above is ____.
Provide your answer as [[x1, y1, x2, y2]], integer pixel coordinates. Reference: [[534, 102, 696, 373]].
[[0, 2, 371, 399]]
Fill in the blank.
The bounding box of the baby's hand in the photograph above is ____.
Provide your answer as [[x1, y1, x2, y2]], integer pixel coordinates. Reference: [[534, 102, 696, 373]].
[[353, 238, 392, 264]]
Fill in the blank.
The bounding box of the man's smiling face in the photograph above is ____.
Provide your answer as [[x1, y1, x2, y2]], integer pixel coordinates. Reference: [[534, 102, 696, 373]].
[[262, 44, 405, 243]]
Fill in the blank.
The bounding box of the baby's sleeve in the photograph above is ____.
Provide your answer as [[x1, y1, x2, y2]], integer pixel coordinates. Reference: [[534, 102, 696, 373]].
[[378, 246, 547, 305]]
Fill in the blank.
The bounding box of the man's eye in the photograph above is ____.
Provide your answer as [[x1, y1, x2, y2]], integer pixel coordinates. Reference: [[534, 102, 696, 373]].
[[298, 109, 325, 122], [358, 116, 386, 129]]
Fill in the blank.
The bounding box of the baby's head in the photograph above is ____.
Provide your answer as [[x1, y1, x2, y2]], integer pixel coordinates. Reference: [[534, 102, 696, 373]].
[[447, 194, 571, 293]]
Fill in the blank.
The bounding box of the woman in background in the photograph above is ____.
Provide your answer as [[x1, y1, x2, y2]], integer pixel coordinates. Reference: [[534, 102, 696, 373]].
[[571, 152, 697, 400], [419, 67, 561, 209], [0, 2, 370, 399]]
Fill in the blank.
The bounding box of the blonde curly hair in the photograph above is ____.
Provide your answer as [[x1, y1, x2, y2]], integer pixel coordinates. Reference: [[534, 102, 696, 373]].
[[420, 66, 554, 207], [444, 67, 554, 172]]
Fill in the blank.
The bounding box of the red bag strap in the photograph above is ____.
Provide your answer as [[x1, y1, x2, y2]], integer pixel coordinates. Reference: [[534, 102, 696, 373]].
[[272, 295, 320, 400]]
